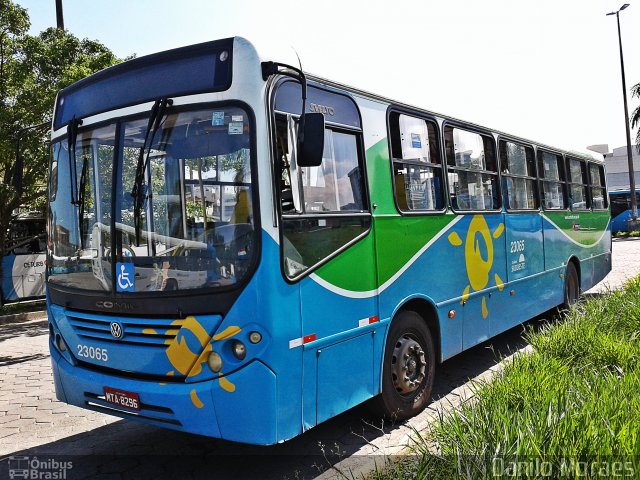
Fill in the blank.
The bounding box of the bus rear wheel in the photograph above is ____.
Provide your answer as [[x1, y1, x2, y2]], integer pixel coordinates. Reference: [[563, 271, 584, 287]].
[[562, 262, 580, 310], [373, 310, 435, 421]]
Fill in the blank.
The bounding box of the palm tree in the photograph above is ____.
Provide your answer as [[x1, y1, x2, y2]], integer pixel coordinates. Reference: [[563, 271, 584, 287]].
[[632, 82, 640, 152]]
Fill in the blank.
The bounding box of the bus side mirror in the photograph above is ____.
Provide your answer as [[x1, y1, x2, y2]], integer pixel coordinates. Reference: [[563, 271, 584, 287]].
[[297, 113, 324, 167]]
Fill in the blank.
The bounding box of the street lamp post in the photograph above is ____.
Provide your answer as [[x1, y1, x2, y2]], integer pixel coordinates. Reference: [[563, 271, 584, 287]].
[[55, 0, 64, 30], [607, 4, 638, 229]]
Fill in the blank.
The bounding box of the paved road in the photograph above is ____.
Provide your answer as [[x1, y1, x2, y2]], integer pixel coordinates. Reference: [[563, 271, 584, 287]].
[[1, 238, 638, 479]]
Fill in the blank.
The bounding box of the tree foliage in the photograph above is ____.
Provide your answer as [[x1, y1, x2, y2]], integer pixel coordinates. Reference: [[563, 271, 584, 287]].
[[631, 82, 640, 153], [0, 0, 121, 257]]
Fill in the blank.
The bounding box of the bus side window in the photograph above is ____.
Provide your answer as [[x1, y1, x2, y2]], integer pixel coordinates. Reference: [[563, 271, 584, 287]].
[[566, 157, 590, 210], [389, 112, 444, 212], [301, 131, 364, 213], [589, 163, 608, 210], [444, 126, 499, 211], [538, 151, 567, 210], [499, 140, 538, 210], [276, 113, 370, 279], [275, 117, 296, 213]]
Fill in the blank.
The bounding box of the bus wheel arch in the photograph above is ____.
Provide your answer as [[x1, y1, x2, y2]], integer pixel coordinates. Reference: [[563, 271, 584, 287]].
[[395, 298, 441, 364], [372, 301, 438, 420]]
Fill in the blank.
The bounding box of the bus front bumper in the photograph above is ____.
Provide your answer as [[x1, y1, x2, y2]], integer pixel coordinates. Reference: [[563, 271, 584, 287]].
[[50, 344, 278, 444]]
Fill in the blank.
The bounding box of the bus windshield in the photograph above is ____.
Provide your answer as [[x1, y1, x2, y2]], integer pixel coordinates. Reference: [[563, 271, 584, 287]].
[[48, 105, 256, 294]]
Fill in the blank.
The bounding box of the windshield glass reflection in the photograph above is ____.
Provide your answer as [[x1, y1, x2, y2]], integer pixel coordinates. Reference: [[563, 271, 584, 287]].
[[48, 106, 256, 294]]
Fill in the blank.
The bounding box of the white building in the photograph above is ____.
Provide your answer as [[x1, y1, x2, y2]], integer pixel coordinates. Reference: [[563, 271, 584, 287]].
[[602, 145, 640, 191]]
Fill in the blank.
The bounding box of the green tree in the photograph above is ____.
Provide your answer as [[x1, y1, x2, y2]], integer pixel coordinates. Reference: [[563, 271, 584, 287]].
[[632, 82, 640, 152], [0, 0, 121, 259]]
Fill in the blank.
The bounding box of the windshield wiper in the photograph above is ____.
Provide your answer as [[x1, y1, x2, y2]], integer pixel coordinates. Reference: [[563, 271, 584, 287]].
[[130, 98, 172, 246], [67, 117, 82, 205], [67, 117, 86, 252], [77, 155, 89, 249]]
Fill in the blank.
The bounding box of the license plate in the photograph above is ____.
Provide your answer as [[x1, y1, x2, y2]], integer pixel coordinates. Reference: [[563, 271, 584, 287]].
[[103, 387, 140, 411]]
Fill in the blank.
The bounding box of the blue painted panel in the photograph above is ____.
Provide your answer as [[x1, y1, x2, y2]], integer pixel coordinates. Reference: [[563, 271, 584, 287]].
[[611, 211, 631, 232], [50, 304, 223, 378], [214, 232, 304, 441], [299, 235, 377, 429], [437, 300, 463, 361], [53, 348, 224, 439], [377, 214, 509, 358], [592, 252, 612, 286], [212, 361, 278, 445], [541, 215, 611, 293], [1, 255, 17, 300], [488, 270, 563, 338], [316, 333, 374, 424], [505, 214, 544, 282], [462, 291, 491, 350]]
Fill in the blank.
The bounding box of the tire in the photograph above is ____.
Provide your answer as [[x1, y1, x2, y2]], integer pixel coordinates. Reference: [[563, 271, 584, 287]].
[[372, 310, 435, 421], [562, 262, 580, 310]]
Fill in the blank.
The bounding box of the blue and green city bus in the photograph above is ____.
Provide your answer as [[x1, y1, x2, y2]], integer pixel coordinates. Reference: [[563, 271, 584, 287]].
[[46, 37, 611, 445]]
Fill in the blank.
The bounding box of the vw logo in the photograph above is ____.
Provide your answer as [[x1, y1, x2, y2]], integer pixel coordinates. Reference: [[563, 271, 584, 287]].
[[110, 322, 123, 339]]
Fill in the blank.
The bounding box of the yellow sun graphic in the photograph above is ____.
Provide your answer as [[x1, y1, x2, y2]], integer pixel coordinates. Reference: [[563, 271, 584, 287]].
[[145, 318, 242, 409], [448, 215, 505, 319]]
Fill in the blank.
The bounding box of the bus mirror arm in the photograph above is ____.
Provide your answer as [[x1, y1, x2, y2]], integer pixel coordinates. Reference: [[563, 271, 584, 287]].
[[261, 61, 325, 167]]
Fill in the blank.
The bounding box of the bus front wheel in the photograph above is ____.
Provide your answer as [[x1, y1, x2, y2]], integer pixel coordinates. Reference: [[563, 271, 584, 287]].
[[373, 310, 435, 421]]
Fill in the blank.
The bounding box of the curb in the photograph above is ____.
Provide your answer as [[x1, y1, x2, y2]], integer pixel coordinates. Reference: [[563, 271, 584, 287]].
[[612, 236, 640, 242], [315, 344, 534, 480], [0, 310, 47, 325]]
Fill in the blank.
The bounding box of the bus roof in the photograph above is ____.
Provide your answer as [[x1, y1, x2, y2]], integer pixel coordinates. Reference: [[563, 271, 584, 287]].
[[53, 36, 604, 165], [304, 72, 604, 165]]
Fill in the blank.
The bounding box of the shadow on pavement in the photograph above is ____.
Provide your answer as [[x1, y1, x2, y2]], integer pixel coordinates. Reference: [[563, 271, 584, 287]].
[[2, 315, 551, 479], [0, 318, 48, 343], [0, 353, 49, 367]]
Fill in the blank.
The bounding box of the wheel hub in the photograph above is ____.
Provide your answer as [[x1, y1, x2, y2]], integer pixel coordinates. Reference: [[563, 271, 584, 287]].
[[391, 334, 426, 395]]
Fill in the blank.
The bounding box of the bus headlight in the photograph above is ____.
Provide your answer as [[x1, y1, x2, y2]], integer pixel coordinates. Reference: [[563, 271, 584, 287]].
[[207, 352, 223, 373], [232, 341, 247, 360]]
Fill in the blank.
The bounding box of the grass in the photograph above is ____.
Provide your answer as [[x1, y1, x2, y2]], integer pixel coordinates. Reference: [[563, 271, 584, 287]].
[[614, 231, 640, 238], [371, 277, 640, 479], [0, 298, 45, 317]]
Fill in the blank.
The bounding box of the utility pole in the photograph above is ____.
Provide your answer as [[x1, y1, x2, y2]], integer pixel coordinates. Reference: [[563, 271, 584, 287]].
[[607, 4, 638, 229], [55, 0, 64, 30]]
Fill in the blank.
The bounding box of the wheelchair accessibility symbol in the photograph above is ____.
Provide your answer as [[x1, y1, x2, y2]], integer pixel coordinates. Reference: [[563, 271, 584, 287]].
[[116, 262, 135, 292]]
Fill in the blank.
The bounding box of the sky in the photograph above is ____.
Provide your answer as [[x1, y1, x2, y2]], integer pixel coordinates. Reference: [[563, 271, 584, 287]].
[[16, 0, 640, 157]]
